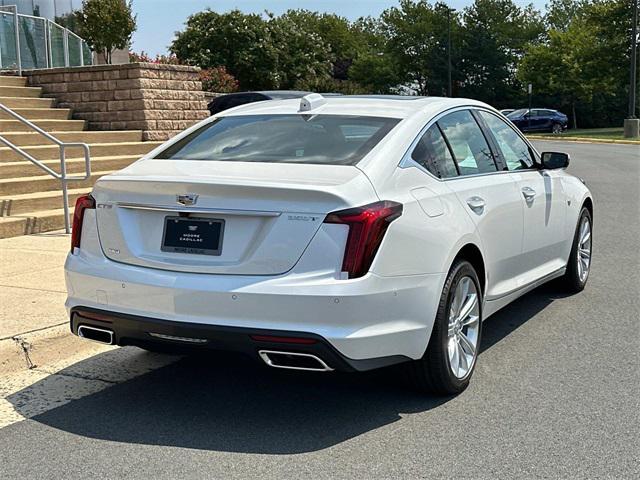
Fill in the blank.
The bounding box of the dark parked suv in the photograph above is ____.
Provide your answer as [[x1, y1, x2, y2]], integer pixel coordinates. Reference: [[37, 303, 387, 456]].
[[506, 108, 568, 134], [207, 91, 310, 116]]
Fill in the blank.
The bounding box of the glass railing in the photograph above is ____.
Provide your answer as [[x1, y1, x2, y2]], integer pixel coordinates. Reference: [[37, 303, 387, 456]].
[[0, 5, 92, 73]]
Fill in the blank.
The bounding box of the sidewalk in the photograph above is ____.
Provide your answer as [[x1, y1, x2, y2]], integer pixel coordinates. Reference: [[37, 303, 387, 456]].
[[0, 232, 68, 339], [0, 232, 178, 429], [0, 232, 110, 374]]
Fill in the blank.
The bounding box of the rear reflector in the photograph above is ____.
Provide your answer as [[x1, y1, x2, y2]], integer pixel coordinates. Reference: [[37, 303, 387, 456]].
[[250, 335, 318, 345], [71, 194, 95, 252], [324, 200, 402, 279]]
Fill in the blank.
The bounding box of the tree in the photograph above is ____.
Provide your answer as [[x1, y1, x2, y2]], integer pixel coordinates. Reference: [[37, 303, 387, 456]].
[[275, 10, 369, 80], [348, 16, 402, 93], [458, 0, 544, 107], [171, 10, 277, 90], [545, 0, 587, 32], [75, 0, 136, 64], [268, 12, 334, 88], [518, 0, 634, 128], [379, 1, 462, 96]]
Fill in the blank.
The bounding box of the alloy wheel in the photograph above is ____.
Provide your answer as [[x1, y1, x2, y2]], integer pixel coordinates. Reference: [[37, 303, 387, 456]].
[[447, 276, 480, 379], [577, 216, 592, 282]]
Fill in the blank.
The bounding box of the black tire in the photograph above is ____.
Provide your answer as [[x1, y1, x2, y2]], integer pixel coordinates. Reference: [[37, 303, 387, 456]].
[[408, 260, 483, 395], [561, 207, 592, 293]]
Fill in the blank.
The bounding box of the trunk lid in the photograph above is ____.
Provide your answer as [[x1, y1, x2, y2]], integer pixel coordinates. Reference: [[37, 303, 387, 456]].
[[92, 160, 377, 275]]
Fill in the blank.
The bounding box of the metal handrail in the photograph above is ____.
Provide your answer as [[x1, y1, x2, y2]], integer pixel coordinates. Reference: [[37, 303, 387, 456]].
[[0, 102, 91, 233]]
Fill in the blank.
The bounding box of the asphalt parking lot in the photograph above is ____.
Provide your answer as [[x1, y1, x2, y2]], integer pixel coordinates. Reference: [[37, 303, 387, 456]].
[[0, 140, 638, 479]]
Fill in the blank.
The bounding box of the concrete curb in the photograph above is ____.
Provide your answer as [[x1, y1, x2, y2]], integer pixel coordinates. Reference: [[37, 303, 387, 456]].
[[528, 135, 640, 145], [0, 323, 111, 376]]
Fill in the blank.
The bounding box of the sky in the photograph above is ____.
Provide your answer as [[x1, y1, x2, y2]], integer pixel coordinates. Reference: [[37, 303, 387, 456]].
[[131, 0, 549, 57]]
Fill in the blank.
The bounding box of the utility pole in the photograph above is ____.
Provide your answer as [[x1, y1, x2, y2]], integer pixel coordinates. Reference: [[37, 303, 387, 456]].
[[528, 83, 532, 130], [447, 7, 454, 97], [625, 0, 639, 137]]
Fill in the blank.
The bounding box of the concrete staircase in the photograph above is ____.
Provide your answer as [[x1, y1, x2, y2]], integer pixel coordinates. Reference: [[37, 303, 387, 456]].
[[0, 75, 163, 238]]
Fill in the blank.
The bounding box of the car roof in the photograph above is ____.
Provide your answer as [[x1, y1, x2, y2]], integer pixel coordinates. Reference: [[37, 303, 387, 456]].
[[218, 95, 492, 119]]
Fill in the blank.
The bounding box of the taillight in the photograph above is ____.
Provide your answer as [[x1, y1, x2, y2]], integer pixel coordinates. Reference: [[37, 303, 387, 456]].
[[71, 194, 95, 252], [324, 200, 402, 279]]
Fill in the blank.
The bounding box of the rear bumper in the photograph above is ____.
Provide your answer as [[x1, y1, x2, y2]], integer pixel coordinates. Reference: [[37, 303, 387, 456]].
[[65, 213, 445, 364], [70, 307, 409, 372]]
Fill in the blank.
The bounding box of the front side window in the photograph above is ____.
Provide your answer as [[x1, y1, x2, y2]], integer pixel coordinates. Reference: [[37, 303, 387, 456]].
[[154, 114, 400, 166], [437, 110, 497, 176], [411, 124, 458, 178], [478, 111, 534, 171]]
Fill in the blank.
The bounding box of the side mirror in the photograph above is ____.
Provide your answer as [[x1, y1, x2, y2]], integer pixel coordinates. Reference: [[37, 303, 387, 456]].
[[541, 151, 570, 169]]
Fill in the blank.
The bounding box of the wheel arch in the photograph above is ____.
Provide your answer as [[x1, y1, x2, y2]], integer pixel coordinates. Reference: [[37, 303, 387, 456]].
[[451, 243, 486, 295], [582, 196, 594, 221]]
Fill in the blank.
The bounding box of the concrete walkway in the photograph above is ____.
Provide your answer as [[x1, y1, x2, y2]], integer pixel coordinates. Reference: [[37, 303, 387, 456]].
[[0, 231, 114, 377], [0, 231, 69, 341]]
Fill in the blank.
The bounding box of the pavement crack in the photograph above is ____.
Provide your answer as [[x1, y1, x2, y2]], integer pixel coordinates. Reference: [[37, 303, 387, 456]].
[[12, 336, 36, 370], [33, 367, 119, 385], [0, 322, 68, 342]]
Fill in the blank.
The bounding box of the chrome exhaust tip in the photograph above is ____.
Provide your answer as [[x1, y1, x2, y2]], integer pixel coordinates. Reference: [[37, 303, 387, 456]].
[[258, 350, 333, 372], [77, 325, 115, 345]]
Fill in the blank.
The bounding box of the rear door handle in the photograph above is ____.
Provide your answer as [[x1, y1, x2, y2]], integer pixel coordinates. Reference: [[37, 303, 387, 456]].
[[466, 196, 486, 212], [521, 186, 536, 200]]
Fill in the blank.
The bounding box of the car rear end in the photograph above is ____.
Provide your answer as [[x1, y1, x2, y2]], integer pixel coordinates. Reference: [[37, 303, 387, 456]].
[[65, 103, 436, 371]]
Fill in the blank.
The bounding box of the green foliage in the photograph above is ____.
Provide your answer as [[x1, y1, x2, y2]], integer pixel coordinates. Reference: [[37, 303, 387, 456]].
[[168, 0, 635, 127], [458, 0, 544, 106], [171, 8, 388, 91], [276, 10, 365, 79], [379, 1, 461, 96], [129, 50, 181, 64], [268, 11, 334, 89], [199, 67, 239, 93], [519, 0, 634, 128], [295, 77, 371, 95], [75, 0, 136, 64], [349, 53, 402, 94], [170, 10, 278, 90]]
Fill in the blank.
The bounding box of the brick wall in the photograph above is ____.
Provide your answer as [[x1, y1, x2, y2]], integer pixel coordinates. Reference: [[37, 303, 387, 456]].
[[24, 63, 210, 141]]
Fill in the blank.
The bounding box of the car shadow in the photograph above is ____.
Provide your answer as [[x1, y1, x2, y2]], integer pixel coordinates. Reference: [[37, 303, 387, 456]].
[[6, 283, 569, 454]]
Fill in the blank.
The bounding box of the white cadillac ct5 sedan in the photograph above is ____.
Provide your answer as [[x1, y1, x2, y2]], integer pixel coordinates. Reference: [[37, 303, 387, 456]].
[[65, 94, 593, 394]]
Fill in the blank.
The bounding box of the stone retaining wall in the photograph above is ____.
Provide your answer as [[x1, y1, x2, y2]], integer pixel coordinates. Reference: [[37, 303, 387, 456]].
[[24, 63, 210, 141]]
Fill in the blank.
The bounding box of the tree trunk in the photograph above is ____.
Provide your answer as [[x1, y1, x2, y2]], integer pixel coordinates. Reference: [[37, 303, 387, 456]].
[[572, 101, 577, 129]]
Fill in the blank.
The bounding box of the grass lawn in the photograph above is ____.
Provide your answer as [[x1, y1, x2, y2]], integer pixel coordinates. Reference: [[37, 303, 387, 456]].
[[529, 127, 639, 142]]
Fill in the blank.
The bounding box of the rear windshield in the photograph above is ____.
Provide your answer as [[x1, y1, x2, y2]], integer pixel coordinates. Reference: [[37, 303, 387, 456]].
[[154, 114, 400, 166]]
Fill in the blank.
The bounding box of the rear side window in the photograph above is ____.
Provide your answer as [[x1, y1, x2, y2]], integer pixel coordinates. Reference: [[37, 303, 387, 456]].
[[411, 125, 458, 178], [478, 111, 534, 171], [437, 110, 497, 175], [155, 114, 400, 166]]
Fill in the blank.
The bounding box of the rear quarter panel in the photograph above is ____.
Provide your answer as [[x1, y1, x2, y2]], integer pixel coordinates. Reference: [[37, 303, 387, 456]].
[[370, 167, 481, 277]]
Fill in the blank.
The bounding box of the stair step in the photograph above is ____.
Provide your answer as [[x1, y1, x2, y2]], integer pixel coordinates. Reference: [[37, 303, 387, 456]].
[[0, 130, 144, 146], [0, 108, 71, 120], [0, 119, 86, 132], [0, 141, 162, 162], [0, 76, 27, 87], [0, 187, 90, 217], [0, 155, 140, 178], [0, 207, 71, 239], [0, 170, 114, 196], [0, 96, 55, 108], [0, 85, 42, 98]]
